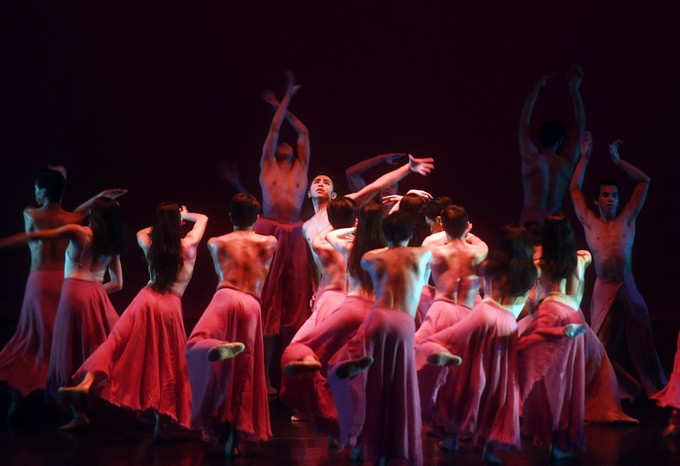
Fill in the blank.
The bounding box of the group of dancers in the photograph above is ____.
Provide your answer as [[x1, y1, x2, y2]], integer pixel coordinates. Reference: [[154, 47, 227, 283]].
[[1, 69, 679, 464]]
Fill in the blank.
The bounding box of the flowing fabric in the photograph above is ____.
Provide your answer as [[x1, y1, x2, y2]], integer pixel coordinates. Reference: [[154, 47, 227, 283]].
[[328, 307, 422, 464], [45, 278, 119, 402], [651, 331, 680, 410], [416, 299, 521, 450], [414, 285, 434, 330], [290, 289, 347, 344], [590, 274, 667, 396], [518, 300, 585, 451], [253, 217, 312, 336], [0, 270, 63, 396], [185, 288, 270, 442], [414, 300, 471, 347], [280, 296, 372, 436]]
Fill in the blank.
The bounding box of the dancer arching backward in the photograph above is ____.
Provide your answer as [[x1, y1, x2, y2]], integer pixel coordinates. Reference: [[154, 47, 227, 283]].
[[280, 202, 386, 439], [257, 72, 312, 393], [59, 204, 207, 434], [0, 197, 125, 417], [517, 214, 589, 459], [417, 225, 537, 463], [327, 211, 432, 465], [570, 136, 667, 397], [0, 167, 124, 410], [415, 205, 488, 345], [185, 194, 276, 457], [518, 65, 585, 223]]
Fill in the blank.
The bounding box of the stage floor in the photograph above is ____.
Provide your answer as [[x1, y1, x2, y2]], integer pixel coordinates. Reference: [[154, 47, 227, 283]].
[[1, 393, 679, 465]]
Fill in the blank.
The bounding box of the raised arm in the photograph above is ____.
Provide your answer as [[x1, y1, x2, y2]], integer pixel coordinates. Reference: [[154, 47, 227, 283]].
[[0, 223, 82, 249], [560, 64, 586, 163], [345, 153, 407, 192], [347, 155, 434, 207], [74, 189, 128, 215], [610, 140, 650, 220], [103, 255, 123, 294], [326, 226, 356, 255], [261, 72, 301, 169], [519, 73, 554, 160], [180, 207, 209, 249], [263, 86, 310, 168], [569, 132, 592, 226]]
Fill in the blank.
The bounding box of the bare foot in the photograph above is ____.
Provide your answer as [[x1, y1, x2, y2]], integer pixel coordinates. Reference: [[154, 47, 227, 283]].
[[208, 342, 245, 362], [439, 433, 459, 451], [427, 352, 463, 367], [335, 356, 374, 379], [563, 323, 587, 339], [58, 413, 89, 431], [58, 385, 89, 400], [284, 355, 322, 375]]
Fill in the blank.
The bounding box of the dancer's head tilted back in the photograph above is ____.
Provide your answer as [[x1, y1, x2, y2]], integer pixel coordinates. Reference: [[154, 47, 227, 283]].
[[349, 202, 386, 293], [90, 197, 127, 256], [540, 213, 577, 281], [485, 225, 537, 299], [147, 202, 183, 293], [276, 141, 295, 163], [229, 193, 261, 229], [308, 174, 337, 204]]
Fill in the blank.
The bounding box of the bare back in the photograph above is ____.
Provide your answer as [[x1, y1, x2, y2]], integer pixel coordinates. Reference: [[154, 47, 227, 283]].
[[430, 239, 486, 308], [260, 161, 308, 222], [540, 251, 592, 310], [522, 150, 576, 211], [362, 246, 432, 318], [24, 205, 83, 272], [208, 230, 277, 299]]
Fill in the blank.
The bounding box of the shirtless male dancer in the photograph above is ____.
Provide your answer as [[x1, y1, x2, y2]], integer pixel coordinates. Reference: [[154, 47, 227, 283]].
[[185, 193, 277, 457], [0, 167, 123, 413], [256, 72, 312, 392], [570, 136, 667, 397], [519, 65, 585, 223]]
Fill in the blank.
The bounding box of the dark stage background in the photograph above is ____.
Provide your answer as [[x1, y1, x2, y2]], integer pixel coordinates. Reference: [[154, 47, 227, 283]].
[[1, 2, 678, 330]]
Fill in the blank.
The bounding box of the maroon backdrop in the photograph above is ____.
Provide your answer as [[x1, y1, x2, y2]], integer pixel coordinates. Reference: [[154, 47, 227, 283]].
[[1, 2, 678, 328]]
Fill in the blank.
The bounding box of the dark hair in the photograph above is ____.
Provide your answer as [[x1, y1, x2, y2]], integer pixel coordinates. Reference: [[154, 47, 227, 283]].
[[485, 225, 537, 297], [230, 193, 261, 227], [147, 202, 184, 293], [540, 213, 577, 281], [90, 197, 127, 256], [595, 180, 621, 200], [328, 196, 358, 229], [398, 193, 430, 246], [523, 220, 543, 247], [382, 211, 414, 244], [441, 205, 468, 238], [349, 202, 386, 293], [539, 119, 567, 148], [35, 169, 66, 202]]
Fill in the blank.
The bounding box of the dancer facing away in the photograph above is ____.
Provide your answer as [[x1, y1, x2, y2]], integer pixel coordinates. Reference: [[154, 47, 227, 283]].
[[570, 136, 667, 397], [0, 167, 123, 412], [417, 225, 537, 463], [257, 72, 313, 392], [328, 211, 432, 465], [280, 202, 386, 440], [517, 214, 589, 460], [185, 194, 277, 457], [518, 65, 585, 223], [0, 197, 126, 416], [59, 203, 207, 434]]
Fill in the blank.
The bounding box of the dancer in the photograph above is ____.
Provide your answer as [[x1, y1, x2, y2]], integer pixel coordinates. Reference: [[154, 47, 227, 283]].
[[280, 202, 385, 439], [517, 214, 588, 459], [345, 152, 406, 209], [328, 211, 431, 464], [651, 331, 680, 436], [185, 194, 276, 456], [417, 225, 537, 463], [570, 136, 667, 396], [257, 72, 313, 392], [519, 65, 585, 223], [0, 168, 124, 408], [58, 203, 206, 434]]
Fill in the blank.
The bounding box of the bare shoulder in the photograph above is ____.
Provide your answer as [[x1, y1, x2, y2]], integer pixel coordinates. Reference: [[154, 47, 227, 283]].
[[257, 233, 278, 248]]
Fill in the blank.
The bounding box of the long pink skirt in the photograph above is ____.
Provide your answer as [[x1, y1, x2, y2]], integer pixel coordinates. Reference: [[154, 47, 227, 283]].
[[414, 300, 471, 347], [73, 286, 191, 428], [185, 288, 270, 443], [518, 300, 585, 451], [254, 217, 313, 336], [45, 278, 119, 402], [291, 289, 347, 344], [416, 299, 521, 450], [0, 270, 63, 396], [652, 331, 680, 410], [280, 296, 372, 436], [328, 307, 422, 464], [414, 285, 435, 330]]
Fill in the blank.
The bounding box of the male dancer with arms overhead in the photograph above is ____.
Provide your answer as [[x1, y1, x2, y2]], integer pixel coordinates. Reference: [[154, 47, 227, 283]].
[[570, 136, 667, 397], [519, 65, 585, 223], [256, 72, 313, 392], [185, 194, 277, 457]]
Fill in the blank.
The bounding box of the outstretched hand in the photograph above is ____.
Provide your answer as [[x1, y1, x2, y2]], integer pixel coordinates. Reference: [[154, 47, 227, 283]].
[[382, 195, 402, 207], [569, 64, 584, 88], [465, 221, 473, 236], [100, 189, 128, 200], [408, 155, 434, 176], [609, 139, 623, 164], [580, 131, 593, 160], [405, 189, 433, 201], [262, 90, 279, 107], [285, 71, 301, 96]]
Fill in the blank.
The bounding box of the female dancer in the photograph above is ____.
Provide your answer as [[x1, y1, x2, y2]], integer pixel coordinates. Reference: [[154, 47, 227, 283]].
[[59, 203, 207, 436]]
